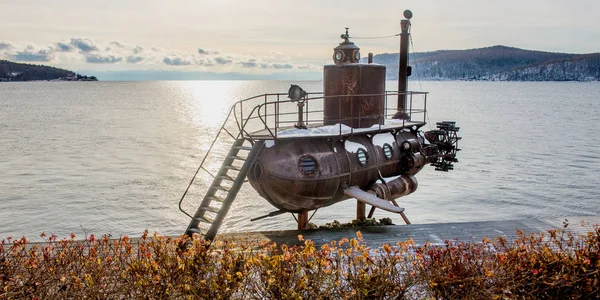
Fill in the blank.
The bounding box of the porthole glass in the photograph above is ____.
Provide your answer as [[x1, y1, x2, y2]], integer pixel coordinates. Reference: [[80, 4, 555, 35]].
[[253, 162, 264, 180], [299, 155, 318, 176], [357, 148, 368, 166], [334, 50, 344, 63], [401, 141, 411, 152], [353, 50, 360, 62], [383, 143, 393, 159]]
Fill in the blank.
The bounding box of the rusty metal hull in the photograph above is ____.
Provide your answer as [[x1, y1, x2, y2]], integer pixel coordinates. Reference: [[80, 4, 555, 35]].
[[323, 64, 386, 128], [247, 129, 426, 212]]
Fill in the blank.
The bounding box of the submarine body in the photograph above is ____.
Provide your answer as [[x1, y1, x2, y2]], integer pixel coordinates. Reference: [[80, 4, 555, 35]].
[[248, 130, 425, 212]]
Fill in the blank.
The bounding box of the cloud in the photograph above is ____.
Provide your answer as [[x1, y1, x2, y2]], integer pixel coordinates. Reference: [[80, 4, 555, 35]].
[[110, 41, 125, 48], [54, 41, 73, 52], [240, 61, 257, 68], [70, 38, 99, 53], [0, 42, 12, 50], [85, 55, 123, 64], [163, 56, 191, 66], [12, 49, 53, 62], [271, 63, 293, 69], [0, 37, 313, 74], [198, 48, 219, 55], [238, 60, 294, 70], [197, 59, 214, 66], [214, 57, 232, 65], [126, 55, 144, 63], [133, 46, 144, 54]]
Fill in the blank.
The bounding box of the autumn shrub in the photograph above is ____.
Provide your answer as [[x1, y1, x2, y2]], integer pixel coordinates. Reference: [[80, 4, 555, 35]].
[[414, 239, 502, 299], [493, 226, 600, 299], [1, 225, 599, 299]]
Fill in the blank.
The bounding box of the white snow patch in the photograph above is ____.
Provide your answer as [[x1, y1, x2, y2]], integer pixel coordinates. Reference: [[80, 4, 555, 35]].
[[383, 175, 402, 182], [275, 121, 416, 138], [372, 132, 395, 148], [376, 175, 403, 184], [345, 140, 366, 153], [277, 124, 353, 137], [265, 140, 275, 148]]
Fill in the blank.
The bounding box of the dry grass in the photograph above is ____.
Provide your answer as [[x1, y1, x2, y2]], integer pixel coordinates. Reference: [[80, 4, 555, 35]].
[[1, 224, 598, 299]]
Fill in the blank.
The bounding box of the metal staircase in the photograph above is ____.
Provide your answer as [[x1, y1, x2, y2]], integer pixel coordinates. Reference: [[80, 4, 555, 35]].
[[183, 138, 263, 240]]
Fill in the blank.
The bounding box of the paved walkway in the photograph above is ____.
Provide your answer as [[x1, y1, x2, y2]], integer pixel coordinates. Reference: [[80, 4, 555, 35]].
[[218, 216, 600, 247]]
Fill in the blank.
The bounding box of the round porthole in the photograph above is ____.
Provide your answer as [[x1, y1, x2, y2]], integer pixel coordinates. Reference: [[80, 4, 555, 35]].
[[353, 50, 361, 62], [333, 50, 344, 64], [252, 162, 264, 180], [357, 148, 368, 166], [401, 141, 412, 152], [382, 143, 393, 159], [299, 155, 318, 176]]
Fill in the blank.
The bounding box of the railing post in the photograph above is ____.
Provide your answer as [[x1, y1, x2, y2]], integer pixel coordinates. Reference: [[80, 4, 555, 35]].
[[409, 92, 413, 122], [338, 95, 342, 135], [305, 96, 309, 127], [423, 93, 427, 124], [276, 94, 280, 139], [240, 101, 244, 138]]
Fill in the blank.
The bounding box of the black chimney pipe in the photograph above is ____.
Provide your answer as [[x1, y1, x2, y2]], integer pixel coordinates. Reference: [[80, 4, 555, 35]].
[[393, 11, 412, 119]]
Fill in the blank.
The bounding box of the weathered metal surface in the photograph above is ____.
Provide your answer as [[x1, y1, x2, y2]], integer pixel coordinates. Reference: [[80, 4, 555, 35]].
[[247, 129, 427, 212], [323, 64, 386, 128], [369, 175, 418, 200], [393, 12, 413, 119]]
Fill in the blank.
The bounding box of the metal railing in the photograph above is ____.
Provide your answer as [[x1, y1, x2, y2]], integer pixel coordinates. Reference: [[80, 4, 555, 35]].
[[230, 91, 428, 141]]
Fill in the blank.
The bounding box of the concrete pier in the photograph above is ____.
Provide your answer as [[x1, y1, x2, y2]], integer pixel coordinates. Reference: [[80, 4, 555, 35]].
[[218, 216, 600, 248]]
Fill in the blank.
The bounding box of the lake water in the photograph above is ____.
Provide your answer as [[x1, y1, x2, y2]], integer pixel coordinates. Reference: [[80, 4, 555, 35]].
[[1, 80, 599, 240]]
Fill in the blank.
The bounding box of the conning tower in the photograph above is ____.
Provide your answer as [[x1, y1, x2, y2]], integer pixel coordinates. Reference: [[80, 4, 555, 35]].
[[323, 29, 386, 128]]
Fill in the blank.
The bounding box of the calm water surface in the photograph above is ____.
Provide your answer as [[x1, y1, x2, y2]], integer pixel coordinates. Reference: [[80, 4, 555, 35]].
[[1, 81, 599, 240]]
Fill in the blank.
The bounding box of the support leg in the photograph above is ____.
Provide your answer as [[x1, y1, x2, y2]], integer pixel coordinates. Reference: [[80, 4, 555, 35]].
[[367, 206, 376, 218], [399, 212, 411, 224], [391, 199, 411, 224], [297, 211, 309, 230], [356, 200, 366, 220]]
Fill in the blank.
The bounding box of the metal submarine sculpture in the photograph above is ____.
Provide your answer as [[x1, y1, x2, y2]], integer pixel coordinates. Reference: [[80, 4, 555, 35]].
[[178, 10, 461, 240]]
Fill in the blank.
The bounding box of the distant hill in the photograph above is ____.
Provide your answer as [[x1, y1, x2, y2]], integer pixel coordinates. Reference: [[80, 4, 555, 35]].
[[367, 46, 600, 81], [0, 60, 97, 82]]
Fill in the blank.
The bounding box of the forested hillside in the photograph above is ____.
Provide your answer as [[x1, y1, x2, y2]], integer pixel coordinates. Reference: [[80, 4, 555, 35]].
[[0, 60, 97, 81], [368, 46, 600, 81]]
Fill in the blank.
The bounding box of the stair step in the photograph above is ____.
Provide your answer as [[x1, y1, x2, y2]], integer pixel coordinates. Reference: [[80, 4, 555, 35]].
[[213, 186, 230, 192], [235, 145, 253, 151], [224, 165, 242, 172], [193, 215, 214, 223], [217, 175, 235, 181], [228, 155, 247, 161], [206, 195, 225, 203], [188, 228, 202, 234], [199, 205, 220, 213]]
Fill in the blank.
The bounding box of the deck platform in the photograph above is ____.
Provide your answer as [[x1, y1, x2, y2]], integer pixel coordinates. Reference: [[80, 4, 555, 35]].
[[218, 216, 600, 247], [246, 121, 425, 141]]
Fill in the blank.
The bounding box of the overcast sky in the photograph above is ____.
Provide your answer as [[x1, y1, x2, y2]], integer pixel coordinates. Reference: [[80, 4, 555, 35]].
[[1, 0, 598, 78]]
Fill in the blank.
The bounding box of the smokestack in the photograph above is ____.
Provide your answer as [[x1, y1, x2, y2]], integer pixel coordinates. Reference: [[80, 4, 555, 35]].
[[393, 10, 413, 119]]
